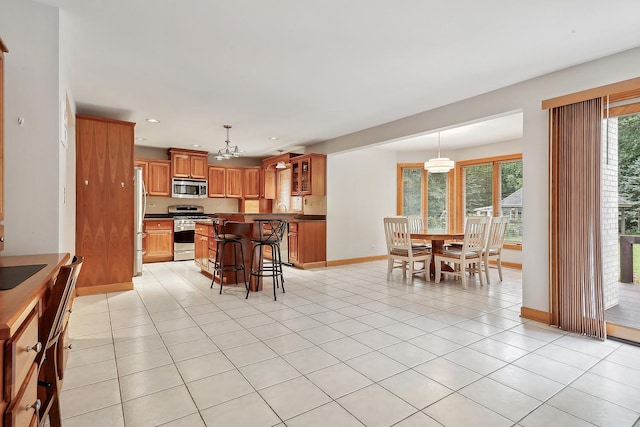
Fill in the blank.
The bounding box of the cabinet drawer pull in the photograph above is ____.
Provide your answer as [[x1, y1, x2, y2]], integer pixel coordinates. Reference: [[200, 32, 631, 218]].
[[25, 342, 42, 353], [26, 399, 41, 411], [65, 343, 73, 350]]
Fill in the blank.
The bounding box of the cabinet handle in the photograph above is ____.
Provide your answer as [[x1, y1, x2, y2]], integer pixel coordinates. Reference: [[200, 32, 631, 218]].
[[26, 399, 41, 411], [65, 343, 73, 350], [0, 236, 4, 242], [25, 342, 42, 353]]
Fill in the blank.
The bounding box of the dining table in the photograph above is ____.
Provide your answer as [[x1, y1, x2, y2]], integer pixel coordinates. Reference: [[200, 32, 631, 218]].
[[410, 231, 465, 278]]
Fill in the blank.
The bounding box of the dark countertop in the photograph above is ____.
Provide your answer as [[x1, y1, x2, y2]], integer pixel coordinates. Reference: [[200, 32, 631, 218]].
[[145, 213, 326, 221], [215, 212, 325, 221]]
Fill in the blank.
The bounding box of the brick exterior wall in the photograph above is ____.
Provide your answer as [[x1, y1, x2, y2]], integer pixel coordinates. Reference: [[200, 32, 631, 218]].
[[602, 117, 619, 310]]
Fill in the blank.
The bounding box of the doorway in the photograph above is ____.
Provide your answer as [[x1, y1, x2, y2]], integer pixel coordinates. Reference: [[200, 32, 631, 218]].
[[605, 111, 640, 342]]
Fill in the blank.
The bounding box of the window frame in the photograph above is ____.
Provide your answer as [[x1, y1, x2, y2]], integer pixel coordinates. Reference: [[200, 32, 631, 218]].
[[396, 163, 454, 230], [454, 153, 523, 250]]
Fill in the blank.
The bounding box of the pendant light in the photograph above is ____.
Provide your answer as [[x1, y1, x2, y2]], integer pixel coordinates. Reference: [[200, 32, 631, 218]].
[[275, 150, 286, 169], [214, 125, 244, 160], [424, 132, 454, 173]]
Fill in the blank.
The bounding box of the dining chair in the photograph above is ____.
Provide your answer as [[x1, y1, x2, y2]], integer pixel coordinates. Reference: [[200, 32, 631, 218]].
[[37, 256, 84, 427], [407, 215, 431, 250], [434, 216, 488, 288], [481, 216, 509, 284], [383, 217, 431, 283]]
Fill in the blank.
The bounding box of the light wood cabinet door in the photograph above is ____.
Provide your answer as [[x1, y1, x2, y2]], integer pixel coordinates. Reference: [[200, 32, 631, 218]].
[[194, 224, 209, 270], [143, 220, 173, 262], [170, 148, 209, 178], [263, 168, 276, 199], [171, 152, 190, 178], [147, 160, 171, 196], [291, 154, 326, 196], [208, 166, 226, 197], [134, 160, 149, 195], [288, 223, 298, 263], [226, 168, 243, 198], [190, 155, 208, 179], [243, 167, 261, 198]]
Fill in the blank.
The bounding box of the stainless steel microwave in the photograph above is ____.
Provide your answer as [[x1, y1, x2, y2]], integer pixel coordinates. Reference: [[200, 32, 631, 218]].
[[171, 178, 208, 198]]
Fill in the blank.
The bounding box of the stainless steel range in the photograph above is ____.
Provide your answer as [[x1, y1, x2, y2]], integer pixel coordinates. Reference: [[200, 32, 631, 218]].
[[169, 205, 213, 261]]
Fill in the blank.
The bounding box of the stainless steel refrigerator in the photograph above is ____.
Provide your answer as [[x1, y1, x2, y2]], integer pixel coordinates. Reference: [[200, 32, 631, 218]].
[[134, 167, 146, 276]]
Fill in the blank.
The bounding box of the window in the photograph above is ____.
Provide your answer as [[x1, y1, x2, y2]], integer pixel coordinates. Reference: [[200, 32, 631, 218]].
[[456, 154, 523, 246], [397, 164, 450, 232]]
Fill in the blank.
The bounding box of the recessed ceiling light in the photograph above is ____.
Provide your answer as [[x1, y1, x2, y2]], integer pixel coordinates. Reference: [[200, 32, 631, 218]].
[[135, 137, 147, 141], [268, 136, 279, 140], [191, 144, 201, 148], [145, 118, 160, 123]]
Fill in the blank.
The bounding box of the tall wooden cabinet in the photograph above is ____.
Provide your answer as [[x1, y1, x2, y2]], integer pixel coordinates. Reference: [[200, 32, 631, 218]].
[[0, 38, 8, 252], [76, 115, 135, 295]]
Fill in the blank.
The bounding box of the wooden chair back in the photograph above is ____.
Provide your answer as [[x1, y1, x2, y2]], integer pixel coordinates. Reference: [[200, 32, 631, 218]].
[[462, 216, 489, 254], [486, 216, 509, 252], [39, 256, 84, 362], [384, 217, 412, 252], [406, 215, 424, 233]]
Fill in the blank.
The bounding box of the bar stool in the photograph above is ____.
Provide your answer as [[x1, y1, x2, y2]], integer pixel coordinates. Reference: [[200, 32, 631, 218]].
[[210, 219, 248, 296], [249, 219, 287, 300]]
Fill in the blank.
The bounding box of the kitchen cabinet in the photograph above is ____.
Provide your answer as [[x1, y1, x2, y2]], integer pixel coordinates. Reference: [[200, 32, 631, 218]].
[[142, 220, 173, 263], [194, 222, 211, 273], [263, 168, 276, 199], [134, 159, 170, 196], [208, 166, 226, 197], [243, 167, 261, 198], [147, 160, 171, 196], [133, 160, 149, 193], [0, 38, 7, 252], [288, 221, 326, 269], [291, 154, 326, 196], [226, 168, 243, 198], [169, 148, 208, 179], [76, 115, 135, 294], [287, 222, 298, 263]]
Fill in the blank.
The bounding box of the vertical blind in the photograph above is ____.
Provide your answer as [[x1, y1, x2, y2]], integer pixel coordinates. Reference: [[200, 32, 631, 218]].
[[550, 97, 606, 340]]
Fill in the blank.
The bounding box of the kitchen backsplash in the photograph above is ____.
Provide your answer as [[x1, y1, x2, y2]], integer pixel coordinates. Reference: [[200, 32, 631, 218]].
[[145, 197, 239, 214]]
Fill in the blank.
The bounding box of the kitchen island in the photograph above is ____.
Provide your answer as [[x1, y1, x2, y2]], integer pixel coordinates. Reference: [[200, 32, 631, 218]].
[[215, 213, 327, 270]]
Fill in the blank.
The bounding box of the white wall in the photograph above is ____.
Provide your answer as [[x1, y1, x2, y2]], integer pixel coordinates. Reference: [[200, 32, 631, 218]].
[[1, 0, 61, 255], [311, 46, 640, 313], [58, 9, 76, 255], [327, 148, 397, 261]]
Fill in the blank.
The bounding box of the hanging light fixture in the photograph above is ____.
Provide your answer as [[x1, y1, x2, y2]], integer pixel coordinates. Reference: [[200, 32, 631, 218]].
[[424, 132, 454, 173], [275, 149, 286, 169], [214, 125, 244, 160]]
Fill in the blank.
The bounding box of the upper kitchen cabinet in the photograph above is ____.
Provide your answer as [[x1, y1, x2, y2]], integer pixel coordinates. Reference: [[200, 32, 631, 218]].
[[226, 167, 243, 198], [169, 148, 208, 179], [147, 160, 171, 196], [261, 152, 301, 200], [0, 37, 7, 252], [208, 166, 226, 197], [243, 167, 261, 199], [76, 115, 135, 295], [134, 158, 171, 196], [292, 153, 326, 196]]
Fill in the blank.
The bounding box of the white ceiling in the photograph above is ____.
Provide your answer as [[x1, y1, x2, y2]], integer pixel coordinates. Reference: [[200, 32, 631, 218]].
[[33, 0, 640, 157]]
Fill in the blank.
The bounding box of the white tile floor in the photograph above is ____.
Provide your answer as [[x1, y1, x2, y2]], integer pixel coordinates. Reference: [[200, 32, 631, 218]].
[[59, 261, 640, 427]]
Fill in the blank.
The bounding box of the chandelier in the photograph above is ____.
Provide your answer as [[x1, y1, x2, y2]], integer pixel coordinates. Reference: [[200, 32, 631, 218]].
[[424, 132, 454, 173], [214, 125, 244, 160]]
